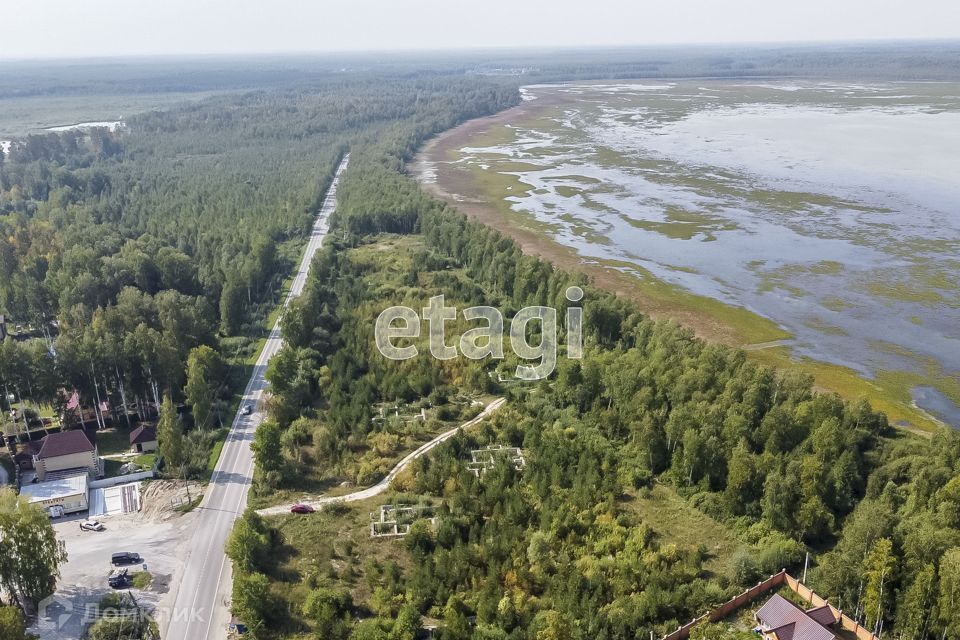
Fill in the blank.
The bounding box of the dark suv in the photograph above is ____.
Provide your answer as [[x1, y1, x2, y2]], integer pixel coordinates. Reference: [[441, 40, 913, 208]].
[[111, 552, 142, 566]]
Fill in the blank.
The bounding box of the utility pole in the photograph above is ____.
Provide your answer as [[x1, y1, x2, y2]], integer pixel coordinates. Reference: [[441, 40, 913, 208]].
[[182, 463, 192, 502], [803, 551, 810, 583], [126, 588, 157, 639]]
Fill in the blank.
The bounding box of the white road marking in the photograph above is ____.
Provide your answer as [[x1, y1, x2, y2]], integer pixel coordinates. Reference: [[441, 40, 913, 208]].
[[162, 155, 349, 640]]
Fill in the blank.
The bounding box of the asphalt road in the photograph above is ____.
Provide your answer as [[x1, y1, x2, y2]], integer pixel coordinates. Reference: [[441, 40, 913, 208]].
[[163, 154, 349, 640], [257, 397, 506, 517]]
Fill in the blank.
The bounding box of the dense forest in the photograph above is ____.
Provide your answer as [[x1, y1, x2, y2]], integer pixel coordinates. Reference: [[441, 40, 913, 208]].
[[232, 108, 960, 640], [0, 74, 517, 474]]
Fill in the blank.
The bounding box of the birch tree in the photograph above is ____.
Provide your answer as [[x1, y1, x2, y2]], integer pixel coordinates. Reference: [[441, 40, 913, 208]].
[[0, 488, 68, 611]]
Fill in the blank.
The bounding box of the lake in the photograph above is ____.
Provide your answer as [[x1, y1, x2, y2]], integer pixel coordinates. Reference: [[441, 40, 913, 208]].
[[421, 80, 960, 427], [45, 120, 123, 132]]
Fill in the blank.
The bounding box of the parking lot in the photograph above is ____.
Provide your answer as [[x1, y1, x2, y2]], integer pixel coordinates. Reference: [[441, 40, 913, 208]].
[[30, 482, 200, 639]]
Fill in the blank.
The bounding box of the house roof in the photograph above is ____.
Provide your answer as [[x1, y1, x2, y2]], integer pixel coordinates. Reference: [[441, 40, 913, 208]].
[[130, 425, 157, 445], [38, 430, 95, 459], [756, 595, 835, 640], [19, 474, 88, 502], [806, 606, 839, 627], [770, 622, 798, 640]]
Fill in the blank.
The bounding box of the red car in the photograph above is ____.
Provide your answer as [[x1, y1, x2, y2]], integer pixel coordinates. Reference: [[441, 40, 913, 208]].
[[290, 503, 315, 514]]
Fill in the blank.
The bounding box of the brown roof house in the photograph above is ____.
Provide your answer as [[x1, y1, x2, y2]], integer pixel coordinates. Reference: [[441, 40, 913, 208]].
[[32, 430, 101, 481], [129, 425, 158, 453], [755, 594, 839, 640]]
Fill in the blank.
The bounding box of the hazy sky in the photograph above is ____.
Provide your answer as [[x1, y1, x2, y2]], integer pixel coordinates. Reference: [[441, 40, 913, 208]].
[[3, 0, 959, 59]]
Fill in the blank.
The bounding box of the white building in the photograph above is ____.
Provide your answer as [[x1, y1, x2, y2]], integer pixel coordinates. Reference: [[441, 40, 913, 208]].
[[19, 474, 89, 518]]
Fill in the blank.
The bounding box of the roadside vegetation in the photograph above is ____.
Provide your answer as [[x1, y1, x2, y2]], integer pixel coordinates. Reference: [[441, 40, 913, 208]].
[[84, 592, 158, 640]]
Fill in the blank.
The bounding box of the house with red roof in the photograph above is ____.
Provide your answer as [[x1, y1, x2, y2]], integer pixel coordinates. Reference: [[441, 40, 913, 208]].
[[129, 425, 158, 453], [755, 594, 839, 640], [31, 429, 101, 481]]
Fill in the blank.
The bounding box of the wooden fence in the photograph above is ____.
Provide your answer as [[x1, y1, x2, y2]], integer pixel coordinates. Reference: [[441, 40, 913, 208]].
[[661, 571, 787, 640], [784, 574, 881, 640], [660, 571, 880, 640]]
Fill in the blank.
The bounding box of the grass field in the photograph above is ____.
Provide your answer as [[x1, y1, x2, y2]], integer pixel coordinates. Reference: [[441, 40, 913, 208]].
[[0, 91, 220, 137], [131, 571, 153, 590], [621, 483, 743, 581], [264, 496, 413, 634], [95, 425, 135, 456]]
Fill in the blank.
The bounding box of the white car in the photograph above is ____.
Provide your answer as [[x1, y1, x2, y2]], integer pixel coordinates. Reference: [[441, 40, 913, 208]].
[[241, 404, 253, 416], [80, 519, 105, 532]]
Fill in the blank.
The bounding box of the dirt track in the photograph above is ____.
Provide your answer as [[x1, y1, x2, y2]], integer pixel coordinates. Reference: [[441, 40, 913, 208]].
[[256, 397, 506, 516]]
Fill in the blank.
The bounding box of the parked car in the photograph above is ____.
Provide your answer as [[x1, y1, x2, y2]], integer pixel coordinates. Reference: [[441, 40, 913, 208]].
[[111, 552, 143, 566], [108, 568, 130, 589], [80, 519, 104, 532], [241, 404, 253, 416], [290, 503, 315, 514]]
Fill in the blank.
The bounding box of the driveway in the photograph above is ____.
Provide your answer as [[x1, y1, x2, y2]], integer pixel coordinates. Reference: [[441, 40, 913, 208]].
[[31, 510, 196, 639]]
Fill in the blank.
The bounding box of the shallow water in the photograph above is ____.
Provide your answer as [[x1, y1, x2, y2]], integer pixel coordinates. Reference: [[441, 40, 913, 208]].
[[451, 81, 960, 427], [45, 120, 122, 132], [911, 387, 960, 426]]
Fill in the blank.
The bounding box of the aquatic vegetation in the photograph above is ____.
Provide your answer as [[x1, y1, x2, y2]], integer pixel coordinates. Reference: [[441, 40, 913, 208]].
[[427, 80, 960, 429]]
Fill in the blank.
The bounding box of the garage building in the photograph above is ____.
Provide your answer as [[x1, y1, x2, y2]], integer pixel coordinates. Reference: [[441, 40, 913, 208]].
[[19, 474, 89, 518]]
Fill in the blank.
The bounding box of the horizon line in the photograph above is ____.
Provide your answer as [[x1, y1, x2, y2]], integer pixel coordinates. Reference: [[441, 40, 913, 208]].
[[1, 36, 958, 65]]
